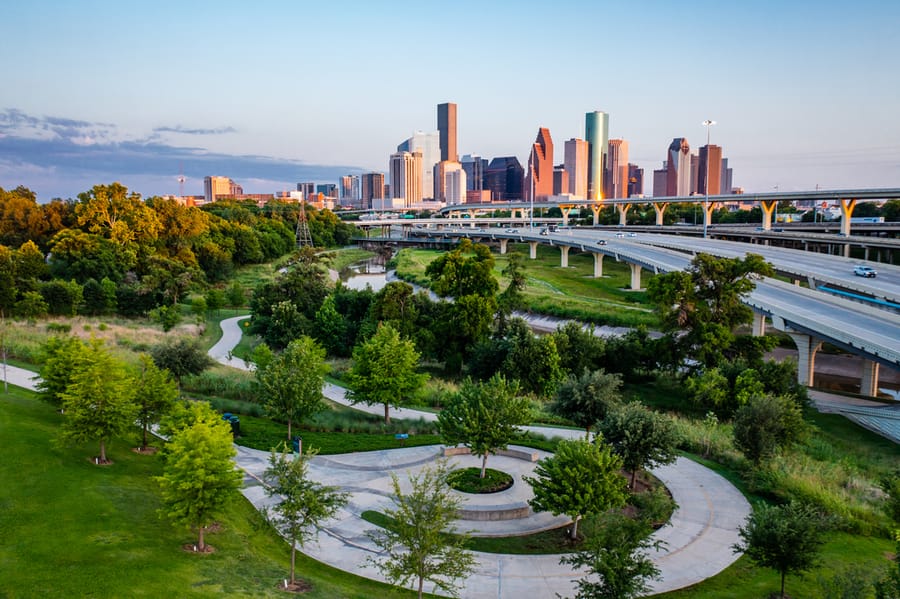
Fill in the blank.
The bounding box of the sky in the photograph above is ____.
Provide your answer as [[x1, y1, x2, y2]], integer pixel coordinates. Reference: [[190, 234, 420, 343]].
[[2, 0, 899, 201]]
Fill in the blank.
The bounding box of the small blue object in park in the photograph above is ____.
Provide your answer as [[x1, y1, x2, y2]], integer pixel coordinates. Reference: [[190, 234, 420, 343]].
[[395, 433, 408, 445]]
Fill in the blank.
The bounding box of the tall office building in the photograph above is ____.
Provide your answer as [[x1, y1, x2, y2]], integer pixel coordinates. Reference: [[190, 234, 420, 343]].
[[652, 167, 667, 198], [553, 165, 568, 196], [361, 172, 385, 209], [434, 160, 463, 202], [339, 175, 360, 206], [443, 163, 467, 206], [398, 131, 440, 200], [585, 111, 609, 201], [483, 156, 524, 201], [437, 102, 458, 163], [690, 154, 700, 195], [317, 183, 337, 197], [627, 164, 644, 197], [606, 139, 629, 199], [204, 176, 241, 203], [525, 127, 554, 202], [460, 154, 486, 191], [666, 138, 692, 197], [297, 182, 316, 199], [698, 144, 723, 195], [389, 151, 423, 206], [564, 138, 588, 199], [720, 158, 733, 195]]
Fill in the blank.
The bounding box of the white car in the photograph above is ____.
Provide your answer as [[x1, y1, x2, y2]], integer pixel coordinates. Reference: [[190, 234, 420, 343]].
[[853, 265, 877, 278]]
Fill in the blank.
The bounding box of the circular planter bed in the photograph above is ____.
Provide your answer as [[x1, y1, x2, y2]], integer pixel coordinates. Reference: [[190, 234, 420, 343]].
[[447, 467, 513, 494]]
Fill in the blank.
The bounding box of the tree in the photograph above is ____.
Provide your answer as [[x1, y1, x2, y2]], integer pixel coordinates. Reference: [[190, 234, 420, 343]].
[[599, 402, 680, 489], [150, 337, 214, 384], [437, 374, 530, 478], [346, 323, 427, 423], [58, 340, 138, 463], [551, 369, 623, 439], [367, 462, 476, 599], [647, 253, 773, 368], [496, 251, 527, 330], [204, 288, 226, 315], [36, 335, 88, 407], [262, 446, 349, 588], [148, 304, 182, 332], [14, 291, 48, 319], [733, 394, 806, 464], [500, 319, 563, 397], [256, 336, 329, 440], [560, 512, 662, 599], [733, 501, 829, 599], [226, 280, 245, 308], [552, 322, 606, 376], [525, 439, 628, 540], [156, 409, 243, 551], [133, 354, 179, 451]]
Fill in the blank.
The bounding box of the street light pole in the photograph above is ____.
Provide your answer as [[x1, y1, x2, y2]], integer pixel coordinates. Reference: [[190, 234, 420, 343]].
[[702, 120, 716, 238], [529, 145, 535, 231]]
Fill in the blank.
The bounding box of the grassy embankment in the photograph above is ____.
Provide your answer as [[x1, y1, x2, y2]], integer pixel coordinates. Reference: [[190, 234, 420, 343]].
[[392, 244, 659, 328]]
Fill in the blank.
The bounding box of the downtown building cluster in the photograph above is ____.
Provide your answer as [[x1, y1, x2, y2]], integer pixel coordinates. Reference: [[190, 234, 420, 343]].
[[198, 102, 738, 209]]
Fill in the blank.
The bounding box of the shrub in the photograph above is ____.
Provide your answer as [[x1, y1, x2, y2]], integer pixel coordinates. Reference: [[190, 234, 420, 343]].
[[46, 322, 71, 334]]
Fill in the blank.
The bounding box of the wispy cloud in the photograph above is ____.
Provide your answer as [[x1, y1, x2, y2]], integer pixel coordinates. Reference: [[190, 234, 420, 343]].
[[0, 109, 364, 200]]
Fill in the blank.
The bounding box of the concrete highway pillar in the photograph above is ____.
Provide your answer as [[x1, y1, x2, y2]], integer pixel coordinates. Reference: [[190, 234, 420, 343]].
[[653, 202, 669, 226], [529, 241, 538, 260], [703, 202, 718, 231], [592, 252, 604, 278], [591, 205, 602, 226], [561, 206, 572, 226], [839, 198, 857, 236], [788, 333, 823, 386], [760, 200, 776, 231], [499, 238, 509, 255], [860, 360, 880, 397], [843, 244, 850, 258], [751, 312, 766, 337], [629, 263, 642, 290], [864, 247, 870, 261], [559, 245, 570, 268], [617, 203, 631, 226]]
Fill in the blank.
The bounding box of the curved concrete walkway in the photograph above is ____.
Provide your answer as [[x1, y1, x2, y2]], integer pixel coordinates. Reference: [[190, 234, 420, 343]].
[[214, 316, 751, 597]]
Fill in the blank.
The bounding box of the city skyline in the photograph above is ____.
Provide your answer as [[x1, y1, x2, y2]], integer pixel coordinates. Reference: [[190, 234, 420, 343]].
[[1, 1, 899, 201]]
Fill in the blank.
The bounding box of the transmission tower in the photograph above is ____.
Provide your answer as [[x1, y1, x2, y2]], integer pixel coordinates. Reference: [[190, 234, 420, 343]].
[[295, 201, 313, 247]]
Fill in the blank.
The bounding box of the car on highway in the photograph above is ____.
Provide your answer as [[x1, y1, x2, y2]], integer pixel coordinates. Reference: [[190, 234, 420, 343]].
[[504, 228, 518, 233], [853, 265, 877, 278], [615, 232, 625, 238], [597, 239, 607, 245], [627, 232, 637, 238]]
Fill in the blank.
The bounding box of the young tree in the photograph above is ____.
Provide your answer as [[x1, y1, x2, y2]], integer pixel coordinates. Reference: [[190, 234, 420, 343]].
[[733, 501, 829, 599], [155, 414, 243, 551], [346, 323, 427, 423], [551, 369, 623, 439], [256, 336, 329, 440], [525, 439, 628, 540], [133, 353, 179, 451], [732, 394, 806, 464], [226, 280, 245, 308], [58, 340, 138, 463], [560, 512, 662, 599], [263, 446, 349, 588], [437, 374, 530, 478], [552, 322, 606, 377], [599, 402, 680, 489], [36, 335, 87, 407], [204, 288, 226, 315], [149, 337, 214, 385], [367, 462, 476, 599]]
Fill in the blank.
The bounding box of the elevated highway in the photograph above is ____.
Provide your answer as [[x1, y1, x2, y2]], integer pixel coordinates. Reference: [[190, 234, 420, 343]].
[[401, 226, 900, 396]]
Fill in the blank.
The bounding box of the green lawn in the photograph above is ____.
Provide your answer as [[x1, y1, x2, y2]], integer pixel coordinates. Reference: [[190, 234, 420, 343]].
[[0, 387, 423, 598], [393, 246, 659, 328]]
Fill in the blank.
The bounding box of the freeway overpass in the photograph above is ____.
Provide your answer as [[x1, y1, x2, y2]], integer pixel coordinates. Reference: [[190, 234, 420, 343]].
[[399, 226, 900, 396]]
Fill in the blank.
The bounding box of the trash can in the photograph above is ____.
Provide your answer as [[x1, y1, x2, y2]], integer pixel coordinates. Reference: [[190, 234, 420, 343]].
[[291, 436, 302, 454], [224, 415, 240, 438]]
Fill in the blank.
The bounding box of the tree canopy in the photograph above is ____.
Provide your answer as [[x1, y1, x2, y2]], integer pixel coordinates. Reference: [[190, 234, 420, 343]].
[[599, 402, 680, 489], [551, 369, 623, 439]]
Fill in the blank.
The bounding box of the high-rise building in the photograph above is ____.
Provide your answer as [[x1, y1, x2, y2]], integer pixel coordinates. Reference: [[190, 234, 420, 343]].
[[553, 165, 568, 196], [297, 182, 316, 199], [361, 172, 385, 209], [434, 160, 463, 202], [444, 163, 467, 206], [398, 131, 440, 200], [698, 144, 723, 195], [585, 111, 609, 201], [389, 151, 423, 206], [317, 183, 337, 198], [460, 154, 486, 191], [339, 175, 361, 206], [606, 139, 629, 199], [720, 158, 733, 195], [437, 102, 458, 163], [564, 138, 588, 199], [525, 127, 554, 202], [204, 176, 241, 203], [690, 154, 700, 195], [652, 167, 667, 198], [483, 156, 524, 201], [627, 164, 644, 197], [666, 138, 692, 197]]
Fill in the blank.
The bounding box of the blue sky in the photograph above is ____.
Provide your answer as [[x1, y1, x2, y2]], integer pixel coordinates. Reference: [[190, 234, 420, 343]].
[[2, 0, 899, 200]]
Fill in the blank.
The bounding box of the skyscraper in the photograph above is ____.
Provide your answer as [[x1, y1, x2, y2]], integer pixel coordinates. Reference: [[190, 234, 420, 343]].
[[297, 182, 316, 199], [564, 138, 588, 199], [483, 157, 524, 201], [460, 154, 486, 191], [437, 102, 458, 162], [525, 127, 554, 202], [389, 151, 423, 207], [339, 175, 360, 206], [652, 167, 667, 198], [398, 131, 440, 200], [553, 165, 568, 196], [361, 172, 385, 209], [204, 176, 237, 203], [698, 144, 723, 195], [666, 138, 692, 197], [443, 163, 467, 206], [606, 139, 629, 199], [627, 164, 644, 197], [585, 111, 609, 201]]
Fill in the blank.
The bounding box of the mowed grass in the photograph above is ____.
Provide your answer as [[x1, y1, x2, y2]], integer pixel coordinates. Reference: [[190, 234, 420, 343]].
[[0, 388, 420, 598], [392, 245, 659, 327]]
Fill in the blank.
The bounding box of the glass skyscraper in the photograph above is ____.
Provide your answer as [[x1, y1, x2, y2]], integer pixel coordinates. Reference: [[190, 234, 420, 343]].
[[585, 111, 609, 201]]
